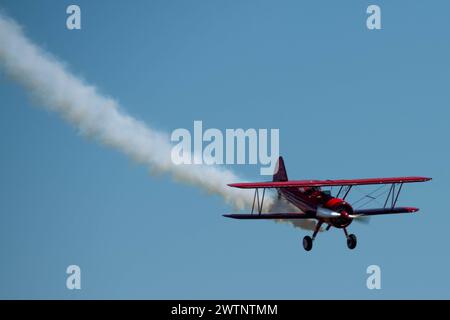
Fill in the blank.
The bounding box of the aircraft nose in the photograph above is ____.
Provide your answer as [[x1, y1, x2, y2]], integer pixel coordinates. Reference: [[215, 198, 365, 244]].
[[340, 211, 349, 218]]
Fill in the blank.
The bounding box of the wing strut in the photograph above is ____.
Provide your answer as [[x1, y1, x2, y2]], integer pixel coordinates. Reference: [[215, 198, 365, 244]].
[[335, 186, 343, 198], [383, 183, 404, 209], [343, 186, 352, 200], [251, 188, 266, 215]]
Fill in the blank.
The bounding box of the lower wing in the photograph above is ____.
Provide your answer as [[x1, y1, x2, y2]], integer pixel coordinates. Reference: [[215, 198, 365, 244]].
[[223, 212, 315, 219], [224, 207, 419, 219], [351, 207, 418, 217]]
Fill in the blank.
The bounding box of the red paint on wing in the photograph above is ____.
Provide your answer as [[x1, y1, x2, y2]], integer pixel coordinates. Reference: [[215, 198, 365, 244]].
[[229, 177, 432, 189]]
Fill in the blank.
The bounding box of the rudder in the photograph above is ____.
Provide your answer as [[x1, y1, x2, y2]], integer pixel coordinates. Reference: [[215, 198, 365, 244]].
[[273, 156, 288, 182]]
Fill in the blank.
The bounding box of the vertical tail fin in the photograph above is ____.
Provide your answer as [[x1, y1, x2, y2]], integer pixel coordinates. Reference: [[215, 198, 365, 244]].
[[273, 156, 288, 182]]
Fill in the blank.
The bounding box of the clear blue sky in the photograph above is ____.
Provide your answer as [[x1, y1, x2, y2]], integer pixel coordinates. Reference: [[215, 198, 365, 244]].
[[0, 0, 448, 299]]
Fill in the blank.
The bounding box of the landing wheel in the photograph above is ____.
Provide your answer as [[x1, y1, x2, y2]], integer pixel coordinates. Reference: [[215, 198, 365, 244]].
[[303, 236, 313, 251], [347, 234, 357, 250]]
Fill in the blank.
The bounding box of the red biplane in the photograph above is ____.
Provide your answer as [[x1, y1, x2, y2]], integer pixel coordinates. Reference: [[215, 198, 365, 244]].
[[224, 157, 431, 251]]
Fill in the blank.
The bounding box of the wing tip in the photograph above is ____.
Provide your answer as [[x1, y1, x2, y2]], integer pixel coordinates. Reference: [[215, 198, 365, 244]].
[[227, 183, 248, 188]]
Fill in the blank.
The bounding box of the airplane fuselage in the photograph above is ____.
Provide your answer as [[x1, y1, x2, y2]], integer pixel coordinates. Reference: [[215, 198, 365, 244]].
[[278, 187, 353, 228]]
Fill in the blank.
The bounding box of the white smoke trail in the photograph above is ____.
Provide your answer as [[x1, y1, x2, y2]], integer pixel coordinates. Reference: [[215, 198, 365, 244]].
[[270, 197, 319, 231], [0, 13, 316, 230]]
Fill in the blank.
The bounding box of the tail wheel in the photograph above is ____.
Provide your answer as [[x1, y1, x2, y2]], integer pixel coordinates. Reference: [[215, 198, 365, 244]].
[[303, 236, 313, 251], [347, 234, 357, 249]]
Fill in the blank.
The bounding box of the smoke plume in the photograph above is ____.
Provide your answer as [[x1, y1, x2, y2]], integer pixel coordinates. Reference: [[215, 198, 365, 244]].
[[0, 14, 316, 230]]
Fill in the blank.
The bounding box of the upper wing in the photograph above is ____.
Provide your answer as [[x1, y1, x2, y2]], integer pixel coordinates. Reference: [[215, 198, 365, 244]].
[[352, 207, 419, 217], [228, 177, 431, 189], [223, 212, 315, 219]]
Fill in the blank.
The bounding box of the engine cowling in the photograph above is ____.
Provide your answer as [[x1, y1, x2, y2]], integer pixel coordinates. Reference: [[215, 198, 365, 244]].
[[323, 198, 354, 228]]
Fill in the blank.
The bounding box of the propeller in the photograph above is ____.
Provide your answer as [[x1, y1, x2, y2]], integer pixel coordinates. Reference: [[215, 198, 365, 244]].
[[317, 207, 371, 224], [350, 214, 371, 225]]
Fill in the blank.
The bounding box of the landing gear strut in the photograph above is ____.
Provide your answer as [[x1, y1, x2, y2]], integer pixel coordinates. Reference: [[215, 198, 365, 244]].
[[343, 228, 357, 250], [303, 223, 357, 251], [302, 221, 323, 251]]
